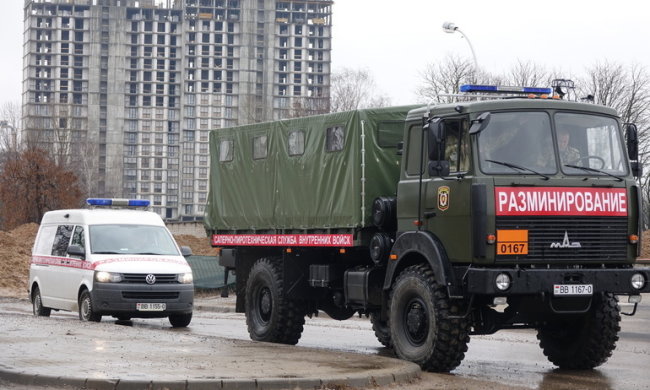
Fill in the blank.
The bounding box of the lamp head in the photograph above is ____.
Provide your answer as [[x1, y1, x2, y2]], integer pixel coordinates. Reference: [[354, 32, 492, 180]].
[[442, 22, 458, 33]]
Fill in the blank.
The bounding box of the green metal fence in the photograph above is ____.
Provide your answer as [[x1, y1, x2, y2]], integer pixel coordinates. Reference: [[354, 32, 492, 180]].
[[185, 255, 235, 289]]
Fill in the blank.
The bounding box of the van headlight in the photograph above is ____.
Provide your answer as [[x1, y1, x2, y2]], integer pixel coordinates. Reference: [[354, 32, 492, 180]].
[[178, 272, 193, 284], [95, 271, 123, 283]]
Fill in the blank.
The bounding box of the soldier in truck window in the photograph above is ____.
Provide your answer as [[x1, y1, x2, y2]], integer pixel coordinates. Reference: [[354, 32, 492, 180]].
[[558, 128, 580, 164]]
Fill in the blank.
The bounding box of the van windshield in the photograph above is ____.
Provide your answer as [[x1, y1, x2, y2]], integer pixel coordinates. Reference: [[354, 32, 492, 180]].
[[89, 225, 180, 256]]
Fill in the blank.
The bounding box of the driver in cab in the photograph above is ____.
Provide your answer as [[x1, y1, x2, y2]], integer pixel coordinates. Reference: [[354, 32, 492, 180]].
[[558, 128, 580, 164]]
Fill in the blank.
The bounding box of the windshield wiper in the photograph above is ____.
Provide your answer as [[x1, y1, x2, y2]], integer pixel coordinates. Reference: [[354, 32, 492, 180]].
[[564, 164, 623, 182], [133, 252, 166, 255], [92, 251, 121, 254], [485, 159, 549, 180]]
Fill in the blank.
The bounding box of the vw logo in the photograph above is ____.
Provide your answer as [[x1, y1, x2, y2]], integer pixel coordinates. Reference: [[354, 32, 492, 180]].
[[145, 274, 156, 285]]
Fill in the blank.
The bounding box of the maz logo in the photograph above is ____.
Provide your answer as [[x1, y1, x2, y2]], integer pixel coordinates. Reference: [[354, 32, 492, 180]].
[[550, 231, 582, 249]]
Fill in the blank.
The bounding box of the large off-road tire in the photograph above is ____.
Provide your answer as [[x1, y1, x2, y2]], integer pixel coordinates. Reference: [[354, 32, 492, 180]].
[[388, 264, 470, 372], [169, 312, 192, 328], [32, 286, 51, 317], [537, 293, 620, 369], [370, 312, 392, 348], [79, 290, 102, 322], [245, 258, 305, 345]]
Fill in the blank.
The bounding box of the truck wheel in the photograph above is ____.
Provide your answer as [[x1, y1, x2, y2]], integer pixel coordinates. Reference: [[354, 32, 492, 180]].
[[537, 293, 620, 369], [370, 312, 392, 348], [79, 290, 102, 322], [245, 258, 305, 345], [32, 286, 51, 317], [169, 312, 192, 328], [389, 264, 470, 372]]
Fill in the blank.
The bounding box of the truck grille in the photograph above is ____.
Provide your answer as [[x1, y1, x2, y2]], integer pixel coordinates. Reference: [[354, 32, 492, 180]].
[[496, 216, 628, 263], [122, 273, 178, 284], [122, 291, 180, 300]]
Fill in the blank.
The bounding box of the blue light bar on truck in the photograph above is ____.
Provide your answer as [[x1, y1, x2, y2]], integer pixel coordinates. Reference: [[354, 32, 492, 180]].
[[86, 198, 150, 207], [460, 84, 553, 94]]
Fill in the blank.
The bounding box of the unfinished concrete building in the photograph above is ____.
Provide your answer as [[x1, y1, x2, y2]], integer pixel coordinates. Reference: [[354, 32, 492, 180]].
[[22, 0, 332, 220]]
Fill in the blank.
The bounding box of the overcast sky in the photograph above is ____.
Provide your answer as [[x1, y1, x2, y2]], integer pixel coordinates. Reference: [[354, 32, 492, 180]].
[[2, 0, 649, 112]]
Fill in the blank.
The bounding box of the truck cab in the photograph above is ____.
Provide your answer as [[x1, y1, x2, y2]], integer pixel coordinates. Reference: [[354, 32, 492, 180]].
[[384, 86, 647, 370]]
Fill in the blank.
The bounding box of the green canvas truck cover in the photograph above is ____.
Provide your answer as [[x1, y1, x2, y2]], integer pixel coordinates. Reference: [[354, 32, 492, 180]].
[[205, 106, 418, 233]]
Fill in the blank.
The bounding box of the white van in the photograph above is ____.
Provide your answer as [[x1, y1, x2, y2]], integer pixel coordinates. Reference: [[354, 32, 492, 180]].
[[28, 199, 194, 327]]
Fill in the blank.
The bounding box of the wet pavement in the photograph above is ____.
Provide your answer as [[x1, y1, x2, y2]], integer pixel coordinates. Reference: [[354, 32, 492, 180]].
[[0, 296, 419, 390], [1, 293, 649, 390]]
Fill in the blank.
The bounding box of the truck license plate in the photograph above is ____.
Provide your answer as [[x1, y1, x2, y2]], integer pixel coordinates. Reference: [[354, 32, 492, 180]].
[[553, 284, 593, 296], [137, 303, 166, 311]]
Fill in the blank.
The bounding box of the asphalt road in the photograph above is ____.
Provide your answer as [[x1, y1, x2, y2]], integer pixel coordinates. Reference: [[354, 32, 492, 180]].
[[1, 295, 649, 390]]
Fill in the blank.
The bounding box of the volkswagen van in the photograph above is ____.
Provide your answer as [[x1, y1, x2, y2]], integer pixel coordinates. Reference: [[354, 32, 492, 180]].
[[28, 199, 194, 327]]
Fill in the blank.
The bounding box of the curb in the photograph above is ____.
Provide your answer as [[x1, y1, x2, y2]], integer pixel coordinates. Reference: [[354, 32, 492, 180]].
[[0, 365, 421, 390]]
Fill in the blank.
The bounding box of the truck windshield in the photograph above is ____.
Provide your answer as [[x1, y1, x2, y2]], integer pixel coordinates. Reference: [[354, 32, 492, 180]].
[[478, 111, 628, 177], [555, 113, 627, 176], [478, 112, 557, 174], [89, 225, 180, 255]]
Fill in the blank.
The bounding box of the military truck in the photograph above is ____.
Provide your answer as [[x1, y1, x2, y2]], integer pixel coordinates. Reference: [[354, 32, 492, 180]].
[[205, 85, 649, 372]]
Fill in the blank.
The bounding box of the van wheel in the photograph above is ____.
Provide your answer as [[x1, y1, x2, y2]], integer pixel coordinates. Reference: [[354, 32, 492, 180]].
[[389, 264, 470, 372], [32, 287, 51, 317], [79, 290, 102, 322], [169, 313, 192, 328], [245, 257, 305, 345]]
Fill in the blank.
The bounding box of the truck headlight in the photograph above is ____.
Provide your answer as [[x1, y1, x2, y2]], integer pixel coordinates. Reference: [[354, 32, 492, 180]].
[[495, 273, 511, 291], [631, 273, 646, 290], [95, 271, 123, 283], [178, 272, 193, 284]]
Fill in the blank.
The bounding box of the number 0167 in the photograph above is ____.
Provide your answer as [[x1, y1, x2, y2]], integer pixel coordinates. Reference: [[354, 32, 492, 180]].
[[497, 243, 528, 255]]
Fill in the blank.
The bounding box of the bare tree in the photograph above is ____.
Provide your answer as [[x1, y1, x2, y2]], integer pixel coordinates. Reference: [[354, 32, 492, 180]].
[[330, 68, 391, 112], [0, 146, 83, 230], [415, 55, 477, 104]]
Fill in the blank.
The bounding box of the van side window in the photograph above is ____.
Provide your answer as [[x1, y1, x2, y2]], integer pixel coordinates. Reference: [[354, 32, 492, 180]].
[[71, 226, 85, 250], [34, 225, 57, 256], [51, 225, 73, 257], [326, 125, 345, 152]]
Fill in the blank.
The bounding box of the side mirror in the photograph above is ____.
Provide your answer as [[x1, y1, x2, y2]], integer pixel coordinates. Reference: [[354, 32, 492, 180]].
[[626, 123, 639, 161], [180, 246, 193, 257], [428, 160, 450, 177], [425, 118, 445, 161], [424, 118, 450, 177], [67, 245, 85, 259], [469, 112, 491, 134]]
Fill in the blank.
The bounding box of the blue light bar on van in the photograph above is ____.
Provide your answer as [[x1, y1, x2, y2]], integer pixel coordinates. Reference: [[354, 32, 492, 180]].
[[86, 198, 150, 207], [460, 84, 553, 94]]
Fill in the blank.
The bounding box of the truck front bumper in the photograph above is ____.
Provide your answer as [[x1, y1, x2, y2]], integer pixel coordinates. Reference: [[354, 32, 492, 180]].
[[91, 283, 194, 317], [465, 267, 650, 295]]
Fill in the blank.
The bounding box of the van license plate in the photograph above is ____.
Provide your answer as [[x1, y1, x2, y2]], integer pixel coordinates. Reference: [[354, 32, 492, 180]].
[[553, 284, 593, 296], [137, 303, 166, 311]]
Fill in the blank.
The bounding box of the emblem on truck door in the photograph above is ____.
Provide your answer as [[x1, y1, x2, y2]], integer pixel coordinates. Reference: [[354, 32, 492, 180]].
[[550, 231, 582, 248], [146, 274, 156, 284], [438, 186, 450, 211]]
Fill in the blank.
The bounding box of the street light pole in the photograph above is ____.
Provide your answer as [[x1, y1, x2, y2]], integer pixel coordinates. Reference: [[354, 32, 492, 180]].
[[442, 22, 478, 76]]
